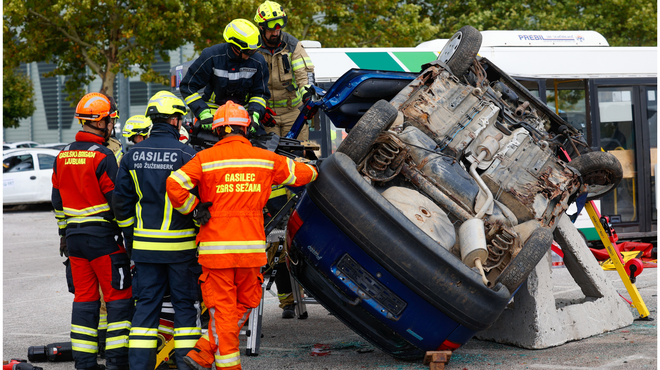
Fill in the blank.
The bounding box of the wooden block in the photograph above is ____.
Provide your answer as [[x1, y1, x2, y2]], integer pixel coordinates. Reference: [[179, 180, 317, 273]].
[[429, 363, 445, 370], [423, 350, 452, 365]]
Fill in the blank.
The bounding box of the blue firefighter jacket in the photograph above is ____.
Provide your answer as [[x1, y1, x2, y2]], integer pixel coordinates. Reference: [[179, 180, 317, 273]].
[[112, 123, 198, 263], [179, 43, 270, 120]]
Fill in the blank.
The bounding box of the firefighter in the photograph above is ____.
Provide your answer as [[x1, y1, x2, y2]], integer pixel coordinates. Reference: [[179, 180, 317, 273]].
[[52, 92, 132, 370], [165, 101, 318, 370], [112, 91, 201, 370], [121, 114, 153, 146], [103, 95, 124, 164], [254, 0, 316, 141], [254, 0, 316, 317], [179, 18, 271, 135]]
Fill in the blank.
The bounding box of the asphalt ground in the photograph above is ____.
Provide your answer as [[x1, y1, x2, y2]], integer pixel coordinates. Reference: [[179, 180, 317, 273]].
[[3, 205, 657, 369]]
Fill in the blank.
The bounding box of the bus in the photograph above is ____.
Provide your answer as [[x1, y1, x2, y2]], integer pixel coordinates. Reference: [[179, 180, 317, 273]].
[[171, 30, 657, 242]]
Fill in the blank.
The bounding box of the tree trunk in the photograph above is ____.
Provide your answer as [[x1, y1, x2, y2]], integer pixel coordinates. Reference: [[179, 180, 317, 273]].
[[100, 70, 116, 98]]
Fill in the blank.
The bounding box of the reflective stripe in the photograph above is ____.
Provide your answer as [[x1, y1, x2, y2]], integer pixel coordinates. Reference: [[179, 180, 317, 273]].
[[63, 203, 110, 217], [215, 351, 241, 367], [280, 158, 297, 186], [213, 117, 250, 125], [198, 241, 265, 255], [174, 193, 197, 215], [66, 216, 109, 224], [174, 339, 199, 348], [130, 327, 158, 336], [269, 186, 287, 199], [58, 220, 67, 228], [117, 217, 135, 228], [135, 228, 196, 238], [105, 335, 129, 349], [268, 91, 302, 108], [71, 324, 98, 336], [174, 327, 202, 336], [98, 314, 108, 330], [306, 163, 318, 181], [55, 210, 65, 217], [170, 170, 195, 190], [184, 93, 203, 105], [249, 96, 267, 108], [158, 325, 174, 335], [201, 159, 274, 172], [72, 339, 98, 353], [161, 192, 173, 230], [130, 170, 145, 229], [133, 240, 197, 251], [128, 339, 158, 348], [107, 321, 131, 331], [291, 58, 306, 71], [213, 68, 257, 80]]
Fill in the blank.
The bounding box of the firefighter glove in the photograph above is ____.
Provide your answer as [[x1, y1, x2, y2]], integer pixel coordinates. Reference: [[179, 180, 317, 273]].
[[199, 109, 214, 130], [302, 84, 315, 102], [60, 235, 69, 257], [193, 202, 213, 226], [262, 107, 277, 127]]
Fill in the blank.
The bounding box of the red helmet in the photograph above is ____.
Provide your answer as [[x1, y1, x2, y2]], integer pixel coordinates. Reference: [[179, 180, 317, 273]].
[[75, 93, 115, 123], [212, 101, 250, 132]]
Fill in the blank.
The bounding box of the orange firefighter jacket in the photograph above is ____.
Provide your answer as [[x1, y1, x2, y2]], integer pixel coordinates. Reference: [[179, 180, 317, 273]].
[[165, 135, 317, 269]]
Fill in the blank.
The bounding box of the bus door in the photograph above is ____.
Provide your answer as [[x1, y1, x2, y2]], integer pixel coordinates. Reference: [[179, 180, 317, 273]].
[[589, 79, 657, 239]]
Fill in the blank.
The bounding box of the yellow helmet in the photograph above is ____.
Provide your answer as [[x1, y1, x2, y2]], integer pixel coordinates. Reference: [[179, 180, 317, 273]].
[[145, 90, 186, 118], [254, 1, 288, 30], [223, 19, 261, 52], [122, 115, 153, 139]]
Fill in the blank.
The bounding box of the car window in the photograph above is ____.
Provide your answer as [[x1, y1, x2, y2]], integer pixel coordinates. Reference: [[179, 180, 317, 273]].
[[3, 154, 34, 173], [38, 154, 56, 170], [17, 144, 30, 148]]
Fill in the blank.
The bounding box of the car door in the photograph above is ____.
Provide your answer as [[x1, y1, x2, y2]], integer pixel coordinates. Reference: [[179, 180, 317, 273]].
[[3, 153, 39, 204], [36, 153, 56, 202]]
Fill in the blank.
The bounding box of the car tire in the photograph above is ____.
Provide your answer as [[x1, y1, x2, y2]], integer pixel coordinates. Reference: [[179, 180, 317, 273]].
[[495, 227, 553, 293], [437, 25, 482, 78], [569, 151, 623, 200], [336, 99, 398, 164]]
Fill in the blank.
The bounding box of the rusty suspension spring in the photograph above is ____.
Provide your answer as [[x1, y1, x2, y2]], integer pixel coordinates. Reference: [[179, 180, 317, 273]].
[[486, 229, 516, 268], [369, 142, 400, 171]]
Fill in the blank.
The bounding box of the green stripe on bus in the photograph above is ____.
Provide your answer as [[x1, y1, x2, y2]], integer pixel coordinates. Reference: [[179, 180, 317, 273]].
[[393, 52, 437, 72], [346, 52, 404, 72], [578, 227, 599, 241]]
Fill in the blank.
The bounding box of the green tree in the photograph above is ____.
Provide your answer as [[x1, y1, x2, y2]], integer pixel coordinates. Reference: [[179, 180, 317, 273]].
[[415, 0, 656, 47], [3, 0, 220, 101], [3, 67, 37, 129], [187, 0, 439, 51]]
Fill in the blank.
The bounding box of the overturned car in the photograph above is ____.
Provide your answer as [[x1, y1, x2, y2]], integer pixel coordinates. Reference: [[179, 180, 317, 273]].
[[283, 26, 622, 359]]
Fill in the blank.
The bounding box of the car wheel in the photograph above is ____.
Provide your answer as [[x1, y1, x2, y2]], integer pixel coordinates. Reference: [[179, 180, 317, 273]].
[[336, 99, 398, 164], [495, 227, 553, 293], [569, 151, 623, 201], [437, 25, 482, 78]]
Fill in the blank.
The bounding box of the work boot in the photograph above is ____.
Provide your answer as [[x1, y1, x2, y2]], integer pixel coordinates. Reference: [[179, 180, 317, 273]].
[[282, 304, 295, 319], [78, 365, 105, 370], [183, 355, 211, 370]]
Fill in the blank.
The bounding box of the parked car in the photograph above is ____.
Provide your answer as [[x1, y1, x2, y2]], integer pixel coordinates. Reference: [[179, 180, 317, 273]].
[[36, 142, 69, 151], [3, 141, 41, 150], [3, 148, 60, 205], [284, 26, 622, 359]]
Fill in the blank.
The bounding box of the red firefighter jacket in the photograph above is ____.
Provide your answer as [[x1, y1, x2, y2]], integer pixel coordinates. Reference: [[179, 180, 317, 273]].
[[165, 135, 317, 269], [52, 131, 119, 236]]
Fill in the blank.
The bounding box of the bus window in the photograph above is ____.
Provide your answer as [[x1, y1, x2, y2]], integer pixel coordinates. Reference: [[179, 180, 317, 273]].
[[647, 88, 657, 221], [545, 79, 587, 136], [517, 80, 539, 98], [598, 86, 637, 223]]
